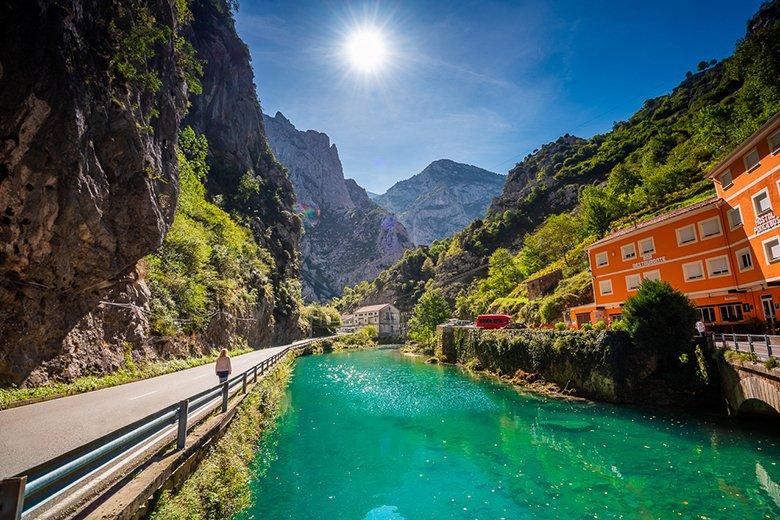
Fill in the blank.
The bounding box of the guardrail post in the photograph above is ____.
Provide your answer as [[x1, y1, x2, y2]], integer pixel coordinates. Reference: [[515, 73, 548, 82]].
[[0, 476, 26, 520], [748, 335, 754, 353], [242, 372, 247, 394], [253, 366, 257, 383], [768, 336, 773, 357], [221, 382, 229, 413], [733, 334, 738, 351], [176, 400, 188, 450]]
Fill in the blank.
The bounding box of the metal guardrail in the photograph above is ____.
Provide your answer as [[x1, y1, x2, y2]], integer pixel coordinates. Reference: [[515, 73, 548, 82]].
[[1, 338, 326, 518], [712, 333, 778, 361]]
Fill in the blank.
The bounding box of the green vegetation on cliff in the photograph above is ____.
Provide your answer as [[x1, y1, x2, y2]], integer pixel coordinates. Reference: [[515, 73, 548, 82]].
[[147, 127, 275, 336]]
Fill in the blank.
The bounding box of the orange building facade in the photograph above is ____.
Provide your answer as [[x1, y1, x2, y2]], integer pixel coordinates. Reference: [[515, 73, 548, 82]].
[[569, 112, 780, 330]]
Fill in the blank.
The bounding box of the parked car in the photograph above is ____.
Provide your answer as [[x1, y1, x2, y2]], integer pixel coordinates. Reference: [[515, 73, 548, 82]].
[[475, 314, 512, 329], [446, 318, 473, 326]]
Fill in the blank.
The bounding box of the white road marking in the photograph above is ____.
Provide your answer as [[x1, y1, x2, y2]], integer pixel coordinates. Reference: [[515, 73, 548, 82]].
[[129, 391, 158, 401]]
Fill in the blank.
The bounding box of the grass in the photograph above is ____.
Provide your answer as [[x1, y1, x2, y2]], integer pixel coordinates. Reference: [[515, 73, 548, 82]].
[[149, 353, 295, 519], [0, 346, 252, 410]]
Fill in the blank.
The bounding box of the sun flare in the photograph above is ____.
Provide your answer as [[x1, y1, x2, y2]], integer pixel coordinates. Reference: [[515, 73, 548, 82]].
[[344, 26, 387, 73]]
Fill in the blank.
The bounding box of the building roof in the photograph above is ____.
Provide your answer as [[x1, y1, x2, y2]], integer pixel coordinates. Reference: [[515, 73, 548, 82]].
[[588, 197, 719, 250], [353, 304, 392, 313], [706, 111, 780, 179]]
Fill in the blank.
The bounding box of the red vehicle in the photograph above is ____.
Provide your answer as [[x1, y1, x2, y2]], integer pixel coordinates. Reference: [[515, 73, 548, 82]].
[[476, 314, 512, 329]]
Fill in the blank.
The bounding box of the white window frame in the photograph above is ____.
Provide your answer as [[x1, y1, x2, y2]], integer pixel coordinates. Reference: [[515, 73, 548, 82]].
[[698, 216, 723, 240], [762, 235, 780, 265], [735, 247, 754, 273], [599, 279, 613, 296], [625, 273, 641, 292], [638, 237, 655, 256], [676, 224, 698, 246], [719, 169, 733, 189], [705, 255, 730, 278], [744, 148, 761, 172], [643, 269, 661, 281], [727, 205, 742, 230], [620, 243, 636, 261], [595, 251, 609, 268], [770, 129, 780, 155], [752, 188, 773, 217], [683, 260, 705, 282]]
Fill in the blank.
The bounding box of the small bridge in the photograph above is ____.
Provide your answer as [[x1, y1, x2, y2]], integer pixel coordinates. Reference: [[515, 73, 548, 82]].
[[712, 333, 780, 416]]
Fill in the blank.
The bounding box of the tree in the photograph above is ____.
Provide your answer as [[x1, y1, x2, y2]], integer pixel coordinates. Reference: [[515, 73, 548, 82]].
[[579, 185, 614, 238], [520, 213, 586, 269], [304, 304, 341, 337], [697, 60, 709, 72], [408, 290, 451, 351], [622, 280, 697, 366]]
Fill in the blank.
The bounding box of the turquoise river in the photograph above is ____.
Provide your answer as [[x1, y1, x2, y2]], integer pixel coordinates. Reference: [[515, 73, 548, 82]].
[[240, 349, 780, 519]]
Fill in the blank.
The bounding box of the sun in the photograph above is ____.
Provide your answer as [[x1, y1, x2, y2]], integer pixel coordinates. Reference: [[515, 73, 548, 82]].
[[344, 26, 387, 73]]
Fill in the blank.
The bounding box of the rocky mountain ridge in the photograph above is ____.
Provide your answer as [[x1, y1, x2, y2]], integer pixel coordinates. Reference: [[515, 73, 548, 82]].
[[263, 112, 413, 301], [374, 159, 504, 245]]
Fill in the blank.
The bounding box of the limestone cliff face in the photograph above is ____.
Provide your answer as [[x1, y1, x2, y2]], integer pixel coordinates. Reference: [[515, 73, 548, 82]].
[[0, 0, 188, 384], [374, 160, 505, 245], [263, 112, 413, 301], [184, 1, 303, 343]]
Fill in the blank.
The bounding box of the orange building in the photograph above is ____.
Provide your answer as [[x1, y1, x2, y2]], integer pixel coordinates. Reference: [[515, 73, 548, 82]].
[[569, 112, 780, 330]]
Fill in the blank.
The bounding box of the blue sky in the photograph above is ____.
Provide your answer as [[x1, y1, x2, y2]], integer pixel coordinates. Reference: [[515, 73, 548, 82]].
[[236, 1, 764, 193]]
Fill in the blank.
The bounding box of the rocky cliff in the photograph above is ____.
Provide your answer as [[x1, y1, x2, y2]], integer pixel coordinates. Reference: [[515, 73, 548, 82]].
[[0, 0, 304, 386], [263, 112, 413, 301], [374, 160, 504, 245], [184, 1, 303, 343], [0, 0, 189, 385]]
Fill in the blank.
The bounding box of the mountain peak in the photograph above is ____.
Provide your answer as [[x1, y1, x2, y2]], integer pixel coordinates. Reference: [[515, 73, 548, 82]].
[[374, 159, 505, 245]]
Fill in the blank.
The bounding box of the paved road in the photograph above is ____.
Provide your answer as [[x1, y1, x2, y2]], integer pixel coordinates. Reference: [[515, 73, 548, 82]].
[[0, 344, 293, 477]]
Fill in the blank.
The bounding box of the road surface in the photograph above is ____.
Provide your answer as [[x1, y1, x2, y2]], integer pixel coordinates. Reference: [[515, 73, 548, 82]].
[[0, 344, 291, 477]]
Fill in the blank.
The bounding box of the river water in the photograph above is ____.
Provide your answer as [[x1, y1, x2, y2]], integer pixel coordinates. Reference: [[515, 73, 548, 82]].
[[240, 349, 780, 519]]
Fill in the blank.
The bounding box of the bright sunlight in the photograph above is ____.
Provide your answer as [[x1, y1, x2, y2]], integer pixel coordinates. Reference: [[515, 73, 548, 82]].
[[343, 26, 387, 73]]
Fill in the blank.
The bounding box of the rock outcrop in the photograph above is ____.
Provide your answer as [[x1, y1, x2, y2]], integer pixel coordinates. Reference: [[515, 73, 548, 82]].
[[374, 160, 504, 245], [184, 1, 303, 343], [263, 112, 413, 301], [0, 0, 188, 384]]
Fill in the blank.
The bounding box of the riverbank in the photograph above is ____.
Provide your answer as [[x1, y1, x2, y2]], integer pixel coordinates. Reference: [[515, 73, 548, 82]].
[[0, 346, 252, 410], [435, 325, 720, 408], [149, 353, 296, 519]]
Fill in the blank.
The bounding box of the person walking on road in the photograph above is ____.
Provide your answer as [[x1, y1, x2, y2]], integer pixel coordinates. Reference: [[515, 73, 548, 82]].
[[215, 348, 232, 383]]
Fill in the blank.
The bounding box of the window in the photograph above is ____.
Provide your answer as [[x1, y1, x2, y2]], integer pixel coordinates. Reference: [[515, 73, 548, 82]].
[[698, 217, 722, 239], [763, 237, 780, 264], [771, 130, 780, 155], [638, 237, 655, 255], [621, 243, 636, 261], [595, 251, 609, 268], [676, 224, 697, 246], [736, 247, 754, 272], [753, 189, 772, 217], [643, 270, 660, 281], [683, 261, 705, 281], [706, 256, 730, 277], [599, 279, 613, 296], [698, 307, 716, 323], [625, 274, 641, 291], [719, 169, 733, 189], [719, 304, 744, 322], [744, 148, 760, 171], [727, 206, 742, 230]]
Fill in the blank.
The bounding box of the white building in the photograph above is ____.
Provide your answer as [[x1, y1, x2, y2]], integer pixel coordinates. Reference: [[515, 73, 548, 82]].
[[348, 304, 402, 337]]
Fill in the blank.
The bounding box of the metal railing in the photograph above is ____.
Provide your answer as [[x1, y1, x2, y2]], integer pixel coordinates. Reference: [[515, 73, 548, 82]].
[[2, 338, 325, 517], [712, 333, 778, 361]]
